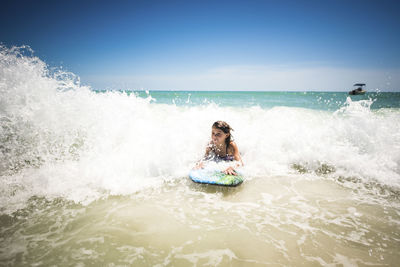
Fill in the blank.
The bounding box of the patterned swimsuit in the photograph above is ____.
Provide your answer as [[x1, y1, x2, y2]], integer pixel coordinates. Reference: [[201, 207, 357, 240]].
[[216, 154, 234, 161], [207, 144, 234, 162]]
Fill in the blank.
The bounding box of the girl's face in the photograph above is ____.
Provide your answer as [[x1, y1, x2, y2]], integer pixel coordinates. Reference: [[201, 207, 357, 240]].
[[211, 127, 229, 146]]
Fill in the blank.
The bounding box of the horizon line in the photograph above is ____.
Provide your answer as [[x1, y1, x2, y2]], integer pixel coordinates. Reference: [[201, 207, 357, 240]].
[[90, 89, 394, 93]]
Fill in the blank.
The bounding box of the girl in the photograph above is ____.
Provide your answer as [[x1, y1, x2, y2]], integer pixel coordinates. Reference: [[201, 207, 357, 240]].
[[195, 121, 243, 175]]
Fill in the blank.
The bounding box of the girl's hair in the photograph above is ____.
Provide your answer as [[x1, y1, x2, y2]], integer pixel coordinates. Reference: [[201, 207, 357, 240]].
[[212, 121, 234, 148]]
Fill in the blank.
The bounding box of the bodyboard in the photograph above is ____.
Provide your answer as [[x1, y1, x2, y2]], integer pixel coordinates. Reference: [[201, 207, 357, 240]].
[[189, 168, 243, 186]]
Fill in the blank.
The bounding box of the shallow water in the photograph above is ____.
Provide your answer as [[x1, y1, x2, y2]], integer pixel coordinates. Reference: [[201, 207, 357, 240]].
[[1, 45, 400, 266], [1, 175, 399, 266]]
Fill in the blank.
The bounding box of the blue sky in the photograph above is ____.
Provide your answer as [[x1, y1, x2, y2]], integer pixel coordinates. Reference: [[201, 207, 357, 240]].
[[1, 0, 400, 91]]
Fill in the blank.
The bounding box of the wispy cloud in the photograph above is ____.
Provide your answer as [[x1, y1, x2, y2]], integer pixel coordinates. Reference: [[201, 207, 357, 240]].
[[83, 65, 400, 91]]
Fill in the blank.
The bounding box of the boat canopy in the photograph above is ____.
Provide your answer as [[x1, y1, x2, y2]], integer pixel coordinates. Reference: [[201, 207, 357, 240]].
[[353, 83, 366, 87]]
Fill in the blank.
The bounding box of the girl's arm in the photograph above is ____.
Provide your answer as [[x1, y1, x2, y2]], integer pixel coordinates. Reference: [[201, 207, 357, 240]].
[[224, 142, 243, 175], [194, 142, 212, 169], [231, 142, 243, 167], [204, 142, 212, 159]]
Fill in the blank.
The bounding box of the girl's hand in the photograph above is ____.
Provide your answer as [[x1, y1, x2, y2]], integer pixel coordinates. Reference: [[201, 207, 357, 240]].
[[224, 166, 237, 175], [194, 161, 204, 170]]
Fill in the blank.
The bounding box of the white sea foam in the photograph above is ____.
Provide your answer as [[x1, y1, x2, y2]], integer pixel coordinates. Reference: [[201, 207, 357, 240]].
[[1, 46, 399, 213]]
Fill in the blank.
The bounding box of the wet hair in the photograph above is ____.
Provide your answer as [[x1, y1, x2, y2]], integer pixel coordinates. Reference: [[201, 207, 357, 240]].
[[212, 121, 234, 149]]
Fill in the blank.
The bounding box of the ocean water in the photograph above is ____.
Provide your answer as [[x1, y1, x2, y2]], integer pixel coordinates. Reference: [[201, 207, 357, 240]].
[[1, 46, 400, 266]]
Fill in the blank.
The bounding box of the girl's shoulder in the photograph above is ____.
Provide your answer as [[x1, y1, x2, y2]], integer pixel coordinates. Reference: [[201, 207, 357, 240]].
[[229, 140, 237, 146], [228, 141, 238, 153]]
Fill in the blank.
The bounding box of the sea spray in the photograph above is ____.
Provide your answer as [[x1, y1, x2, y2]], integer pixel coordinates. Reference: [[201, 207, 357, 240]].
[[1, 46, 400, 213]]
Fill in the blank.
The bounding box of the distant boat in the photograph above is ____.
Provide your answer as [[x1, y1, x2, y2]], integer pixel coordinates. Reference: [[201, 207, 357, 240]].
[[349, 83, 366, 95]]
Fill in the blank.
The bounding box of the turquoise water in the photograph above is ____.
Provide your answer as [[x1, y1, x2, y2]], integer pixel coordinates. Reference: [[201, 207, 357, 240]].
[[108, 90, 400, 110]]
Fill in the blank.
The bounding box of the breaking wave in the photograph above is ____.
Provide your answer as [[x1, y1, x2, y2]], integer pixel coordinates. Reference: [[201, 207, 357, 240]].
[[1, 45, 399, 213]]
